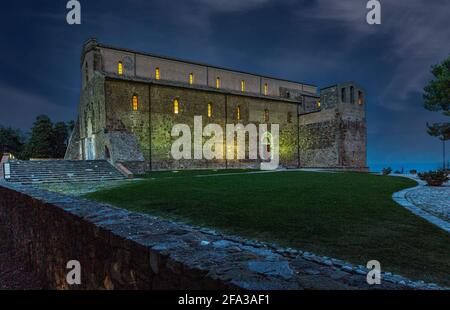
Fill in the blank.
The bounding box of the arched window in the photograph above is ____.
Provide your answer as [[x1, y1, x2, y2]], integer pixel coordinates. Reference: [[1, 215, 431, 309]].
[[264, 109, 269, 122], [350, 86, 355, 104], [236, 105, 241, 120], [341, 88, 346, 103], [207, 102, 213, 118], [287, 112, 292, 123], [189, 73, 194, 85], [155, 67, 160, 80], [118, 62, 123, 75], [264, 83, 268, 95], [132, 95, 138, 111], [173, 98, 179, 114], [358, 91, 364, 105], [216, 77, 221, 89], [241, 80, 246, 92]]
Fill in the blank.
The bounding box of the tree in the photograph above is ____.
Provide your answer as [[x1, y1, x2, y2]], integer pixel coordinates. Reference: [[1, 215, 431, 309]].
[[53, 122, 69, 158], [424, 55, 450, 170], [427, 123, 450, 170], [0, 126, 25, 157], [23, 115, 55, 159], [21, 116, 74, 159]]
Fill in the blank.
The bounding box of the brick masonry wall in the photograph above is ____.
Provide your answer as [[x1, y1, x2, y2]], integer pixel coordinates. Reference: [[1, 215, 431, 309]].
[[337, 102, 367, 169], [150, 84, 227, 170], [299, 108, 339, 167], [66, 70, 367, 171], [69, 40, 367, 171], [104, 81, 300, 170], [97, 44, 318, 97]]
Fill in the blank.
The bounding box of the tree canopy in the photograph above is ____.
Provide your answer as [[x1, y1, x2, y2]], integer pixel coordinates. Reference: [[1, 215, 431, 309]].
[[424, 55, 450, 141], [0, 126, 25, 157], [2, 115, 73, 159]]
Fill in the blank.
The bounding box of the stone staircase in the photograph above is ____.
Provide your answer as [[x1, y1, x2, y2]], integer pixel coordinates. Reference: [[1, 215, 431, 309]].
[[3, 160, 125, 184]]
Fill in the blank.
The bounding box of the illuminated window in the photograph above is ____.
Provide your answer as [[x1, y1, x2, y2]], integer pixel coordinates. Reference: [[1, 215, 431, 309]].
[[155, 68, 160, 80], [264, 83, 268, 95], [317, 100, 321, 108], [216, 77, 221, 89], [287, 112, 292, 123], [132, 95, 138, 111], [173, 98, 179, 114], [264, 109, 269, 122], [118, 62, 123, 75], [358, 91, 364, 105], [189, 73, 194, 85], [236, 106, 241, 120], [207, 102, 213, 118], [241, 80, 246, 92]]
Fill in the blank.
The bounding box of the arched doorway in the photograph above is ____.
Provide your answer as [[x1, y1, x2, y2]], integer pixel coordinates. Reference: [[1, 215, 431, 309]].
[[85, 116, 96, 160], [261, 131, 273, 161]]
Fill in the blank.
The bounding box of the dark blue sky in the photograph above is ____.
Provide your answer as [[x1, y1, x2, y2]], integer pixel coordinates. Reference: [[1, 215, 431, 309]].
[[0, 0, 449, 171]]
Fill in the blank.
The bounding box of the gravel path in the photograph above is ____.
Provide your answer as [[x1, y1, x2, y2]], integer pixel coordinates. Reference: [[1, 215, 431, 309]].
[[392, 174, 450, 233], [406, 185, 450, 222]]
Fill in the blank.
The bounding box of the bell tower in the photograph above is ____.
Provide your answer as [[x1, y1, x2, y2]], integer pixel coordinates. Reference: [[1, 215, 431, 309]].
[[335, 82, 368, 170]]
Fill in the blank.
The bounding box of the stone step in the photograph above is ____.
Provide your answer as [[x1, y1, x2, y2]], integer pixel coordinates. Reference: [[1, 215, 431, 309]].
[[11, 171, 123, 175], [7, 177, 124, 183], [8, 174, 123, 179], [5, 160, 125, 184]]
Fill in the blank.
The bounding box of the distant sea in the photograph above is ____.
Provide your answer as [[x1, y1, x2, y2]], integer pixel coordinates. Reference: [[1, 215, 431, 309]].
[[369, 162, 447, 173]]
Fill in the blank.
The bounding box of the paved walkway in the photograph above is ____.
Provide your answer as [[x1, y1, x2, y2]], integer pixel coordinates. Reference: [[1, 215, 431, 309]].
[[392, 174, 450, 233]]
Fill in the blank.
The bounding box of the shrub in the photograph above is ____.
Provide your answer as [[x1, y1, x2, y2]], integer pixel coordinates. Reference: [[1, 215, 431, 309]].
[[410, 170, 417, 175], [418, 170, 449, 187], [382, 167, 392, 175]]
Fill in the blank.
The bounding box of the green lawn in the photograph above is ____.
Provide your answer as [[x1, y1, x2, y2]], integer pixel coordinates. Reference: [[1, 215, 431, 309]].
[[84, 170, 450, 286]]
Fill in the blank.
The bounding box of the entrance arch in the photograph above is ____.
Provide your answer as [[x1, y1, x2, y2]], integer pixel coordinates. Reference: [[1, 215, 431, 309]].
[[261, 131, 273, 161]]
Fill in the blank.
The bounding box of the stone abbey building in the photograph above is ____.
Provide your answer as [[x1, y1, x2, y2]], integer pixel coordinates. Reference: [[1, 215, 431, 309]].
[[65, 39, 367, 173]]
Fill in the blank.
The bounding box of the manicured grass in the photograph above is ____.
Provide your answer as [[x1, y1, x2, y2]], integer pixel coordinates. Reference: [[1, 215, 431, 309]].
[[84, 171, 450, 286]]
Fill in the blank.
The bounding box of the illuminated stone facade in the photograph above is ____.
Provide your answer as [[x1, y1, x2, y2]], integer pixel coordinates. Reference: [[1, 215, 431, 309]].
[[65, 39, 367, 173]]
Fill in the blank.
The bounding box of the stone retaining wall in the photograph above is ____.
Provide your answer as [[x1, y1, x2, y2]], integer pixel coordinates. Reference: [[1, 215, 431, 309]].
[[0, 182, 440, 290], [0, 182, 232, 289]]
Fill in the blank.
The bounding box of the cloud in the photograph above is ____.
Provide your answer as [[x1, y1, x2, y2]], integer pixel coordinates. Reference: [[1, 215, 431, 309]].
[[143, 0, 272, 28], [296, 0, 450, 111], [0, 83, 75, 130], [195, 0, 271, 12]]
